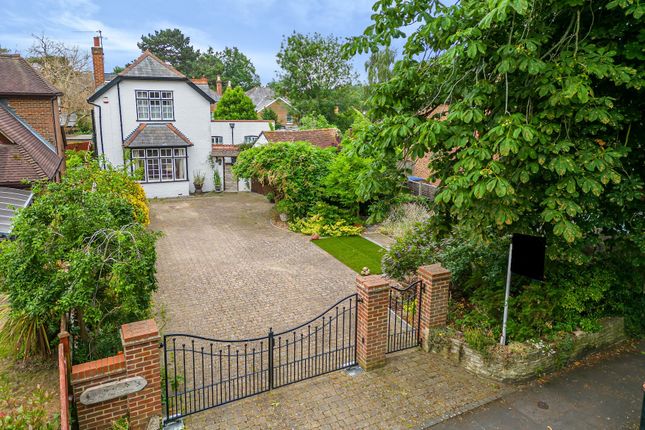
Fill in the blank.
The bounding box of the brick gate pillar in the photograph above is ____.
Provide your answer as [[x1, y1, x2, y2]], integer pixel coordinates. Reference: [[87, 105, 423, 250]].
[[356, 274, 390, 370], [418, 264, 451, 351], [121, 320, 162, 430]]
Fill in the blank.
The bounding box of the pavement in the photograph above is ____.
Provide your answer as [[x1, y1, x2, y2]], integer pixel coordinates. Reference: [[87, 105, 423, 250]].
[[431, 341, 645, 430]]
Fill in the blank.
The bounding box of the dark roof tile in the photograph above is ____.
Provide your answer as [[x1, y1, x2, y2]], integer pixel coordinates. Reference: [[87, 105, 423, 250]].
[[0, 54, 62, 96]]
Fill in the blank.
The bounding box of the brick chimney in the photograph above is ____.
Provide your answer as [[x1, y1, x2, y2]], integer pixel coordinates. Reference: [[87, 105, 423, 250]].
[[91, 36, 105, 88], [190, 77, 208, 85], [216, 75, 222, 96]]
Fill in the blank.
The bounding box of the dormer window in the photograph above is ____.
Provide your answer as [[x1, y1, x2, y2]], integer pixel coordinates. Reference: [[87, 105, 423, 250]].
[[136, 90, 174, 121]]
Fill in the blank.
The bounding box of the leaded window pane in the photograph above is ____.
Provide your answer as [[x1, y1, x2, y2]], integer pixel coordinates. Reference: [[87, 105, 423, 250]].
[[174, 148, 186, 157]]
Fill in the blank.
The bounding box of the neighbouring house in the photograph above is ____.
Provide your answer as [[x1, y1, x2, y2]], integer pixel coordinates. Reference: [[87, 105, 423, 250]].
[[408, 104, 449, 199], [245, 86, 294, 128], [0, 53, 66, 236], [255, 128, 341, 149], [87, 37, 271, 198]]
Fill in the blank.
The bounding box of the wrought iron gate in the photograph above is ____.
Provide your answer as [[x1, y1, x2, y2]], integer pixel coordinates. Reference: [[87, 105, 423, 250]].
[[387, 280, 423, 353], [162, 293, 358, 422]]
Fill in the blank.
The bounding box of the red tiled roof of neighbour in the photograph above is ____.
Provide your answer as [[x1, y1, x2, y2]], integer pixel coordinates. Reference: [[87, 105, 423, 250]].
[[211, 144, 242, 157], [261, 128, 341, 149], [0, 54, 62, 96], [0, 103, 62, 185]]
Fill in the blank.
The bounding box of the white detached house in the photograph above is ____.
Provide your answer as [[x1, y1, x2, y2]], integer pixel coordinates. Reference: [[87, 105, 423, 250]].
[[88, 38, 271, 198]]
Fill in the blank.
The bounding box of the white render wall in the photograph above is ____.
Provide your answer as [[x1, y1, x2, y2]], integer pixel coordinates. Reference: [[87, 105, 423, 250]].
[[92, 78, 215, 197], [210, 120, 273, 145], [210, 120, 272, 190], [92, 83, 273, 197]]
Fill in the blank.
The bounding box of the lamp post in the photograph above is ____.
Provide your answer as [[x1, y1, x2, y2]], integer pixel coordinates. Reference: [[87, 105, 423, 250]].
[[229, 122, 235, 145]]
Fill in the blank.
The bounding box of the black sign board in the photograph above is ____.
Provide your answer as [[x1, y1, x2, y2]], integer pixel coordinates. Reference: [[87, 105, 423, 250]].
[[511, 234, 546, 281]]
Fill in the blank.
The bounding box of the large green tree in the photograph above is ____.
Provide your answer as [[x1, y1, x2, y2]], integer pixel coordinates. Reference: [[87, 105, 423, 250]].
[[364, 47, 396, 84], [346, 0, 644, 253], [217, 47, 261, 90], [213, 86, 258, 120], [346, 0, 645, 334], [275, 32, 359, 126], [138, 28, 199, 76], [0, 154, 158, 358]]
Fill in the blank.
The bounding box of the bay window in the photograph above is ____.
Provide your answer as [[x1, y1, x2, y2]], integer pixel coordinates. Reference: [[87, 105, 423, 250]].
[[131, 148, 187, 182]]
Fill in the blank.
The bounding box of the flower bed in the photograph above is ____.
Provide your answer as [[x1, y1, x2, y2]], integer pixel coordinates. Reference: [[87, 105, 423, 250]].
[[424, 317, 626, 383]]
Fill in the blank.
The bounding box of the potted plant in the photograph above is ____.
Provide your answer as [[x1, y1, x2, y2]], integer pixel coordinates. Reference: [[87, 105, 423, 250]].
[[193, 171, 205, 194], [213, 170, 222, 193]]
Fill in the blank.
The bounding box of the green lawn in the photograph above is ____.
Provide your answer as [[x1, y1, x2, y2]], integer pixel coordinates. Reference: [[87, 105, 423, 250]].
[[314, 236, 385, 274]]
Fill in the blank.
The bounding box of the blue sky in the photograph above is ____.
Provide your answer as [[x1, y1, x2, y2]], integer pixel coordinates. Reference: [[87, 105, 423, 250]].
[[0, 0, 384, 83]]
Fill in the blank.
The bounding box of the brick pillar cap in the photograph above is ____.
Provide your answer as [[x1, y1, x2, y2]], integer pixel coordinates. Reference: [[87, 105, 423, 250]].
[[121, 319, 159, 344], [418, 264, 450, 279], [356, 274, 390, 289]]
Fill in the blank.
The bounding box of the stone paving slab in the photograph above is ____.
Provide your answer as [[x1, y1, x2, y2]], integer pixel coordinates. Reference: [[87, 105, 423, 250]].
[[186, 350, 507, 430]]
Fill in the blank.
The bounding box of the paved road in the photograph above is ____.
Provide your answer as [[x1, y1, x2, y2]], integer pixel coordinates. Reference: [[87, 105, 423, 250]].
[[432, 341, 645, 430]]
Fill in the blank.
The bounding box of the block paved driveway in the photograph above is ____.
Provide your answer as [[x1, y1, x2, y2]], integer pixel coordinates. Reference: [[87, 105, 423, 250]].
[[151, 193, 506, 429]]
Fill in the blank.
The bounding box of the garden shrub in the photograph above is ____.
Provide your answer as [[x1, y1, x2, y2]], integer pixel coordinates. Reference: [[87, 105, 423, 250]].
[[0, 155, 159, 360], [379, 202, 430, 239], [289, 215, 363, 237], [0, 375, 58, 429], [384, 225, 642, 347]]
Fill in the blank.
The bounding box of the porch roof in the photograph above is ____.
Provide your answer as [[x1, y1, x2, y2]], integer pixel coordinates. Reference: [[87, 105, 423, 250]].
[[123, 123, 194, 148], [211, 144, 241, 157]]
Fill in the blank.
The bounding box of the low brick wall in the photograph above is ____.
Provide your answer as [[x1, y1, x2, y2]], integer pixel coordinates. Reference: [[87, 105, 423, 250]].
[[70, 320, 162, 430], [425, 318, 626, 383]]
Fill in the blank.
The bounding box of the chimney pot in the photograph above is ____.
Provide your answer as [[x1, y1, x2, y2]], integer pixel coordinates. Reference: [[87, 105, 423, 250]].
[[216, 75, 223, 97], [93, 36, 100, 47]]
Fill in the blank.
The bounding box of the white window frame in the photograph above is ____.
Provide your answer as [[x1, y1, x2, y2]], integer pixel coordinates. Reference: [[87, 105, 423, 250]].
[[136, 90, 174, 121], [244, 135, 258, 144], [131, 147, 187, 183], [211, 136, 224, 144]]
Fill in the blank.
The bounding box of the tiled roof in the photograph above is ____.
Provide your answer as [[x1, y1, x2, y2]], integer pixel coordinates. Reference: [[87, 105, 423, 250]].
[[211, 144, 241, 157], [261, 128, 340, 149], [123, 123, 194, 148], [119, 51, 185, 79], [88, 51, 215, 103], [0, 102, 62, 185], [197, 84, 220, 102], [0, 54, 62, 96], [245, 86, 290, 111]]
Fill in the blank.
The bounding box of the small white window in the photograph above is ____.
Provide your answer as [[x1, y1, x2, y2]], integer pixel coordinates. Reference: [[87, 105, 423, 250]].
[[146, 149, 159, 157], [160, 148, 172, 157], [212, 136, 224, 144], [244, 135, 257, 144], [174, 148, 186, 157]]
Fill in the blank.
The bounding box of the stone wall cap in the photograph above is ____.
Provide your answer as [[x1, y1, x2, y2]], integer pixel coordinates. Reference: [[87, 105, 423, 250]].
[[418, 264, 451, 278], [121, 319, 159, 344], [356, 274, 390, 289]]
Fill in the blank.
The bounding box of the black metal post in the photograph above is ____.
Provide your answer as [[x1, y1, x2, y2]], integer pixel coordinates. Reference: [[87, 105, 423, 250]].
[[268, 328, 274, 390]]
